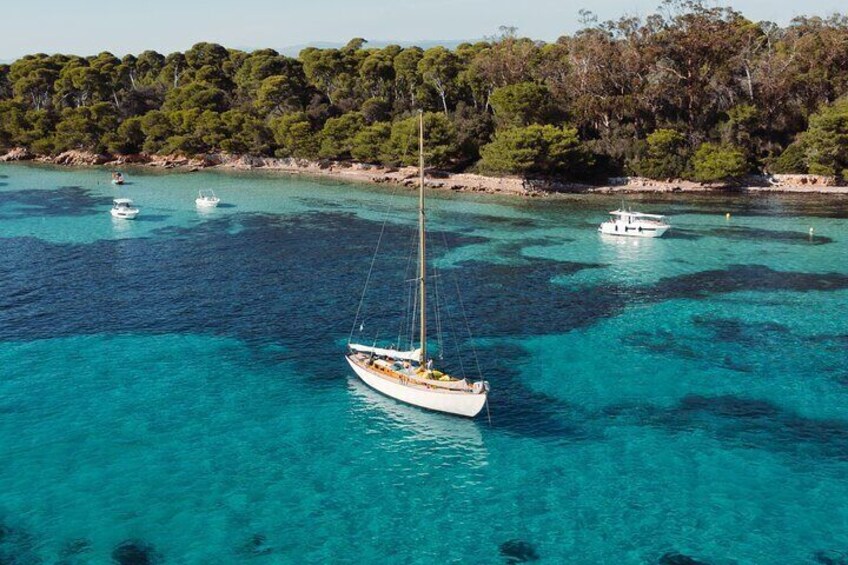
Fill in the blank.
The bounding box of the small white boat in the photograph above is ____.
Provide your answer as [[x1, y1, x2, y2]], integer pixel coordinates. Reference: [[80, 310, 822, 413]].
[[111, 172, 125, 185], [110, 198, 139, 220], [195, 190, 220, 208], [599, 209, 670, 238], [346, 112, 490, 418]]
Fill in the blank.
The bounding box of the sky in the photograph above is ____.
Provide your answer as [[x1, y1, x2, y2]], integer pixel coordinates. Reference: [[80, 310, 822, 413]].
[[2, 0, 846, 60]]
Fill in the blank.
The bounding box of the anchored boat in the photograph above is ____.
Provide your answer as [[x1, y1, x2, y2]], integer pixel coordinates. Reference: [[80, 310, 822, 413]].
[[345, 111, 490, 418], [195, 189, 221, 208], [599, 209, 670, 238], [110, 198, 139, 220]]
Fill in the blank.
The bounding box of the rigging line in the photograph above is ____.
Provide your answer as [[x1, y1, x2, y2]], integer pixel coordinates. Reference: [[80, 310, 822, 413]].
[[485, 396, 492, 426], [348, 183, 401, 345], [433, 264, 443, 358], [409, 277, 419, 353], [441, 230, 485, 382], [431, 238, 445, 360], [433, 234, 467, 378], [397, 227, 419, 348], [404, 282, 415, 350]]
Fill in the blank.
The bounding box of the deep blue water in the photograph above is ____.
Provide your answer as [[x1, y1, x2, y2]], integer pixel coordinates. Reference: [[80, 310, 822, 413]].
[[0, 163, 847, 564]]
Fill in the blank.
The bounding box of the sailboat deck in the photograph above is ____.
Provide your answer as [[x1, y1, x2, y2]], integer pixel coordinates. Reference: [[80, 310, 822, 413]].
[[349, 354, 476, 393]]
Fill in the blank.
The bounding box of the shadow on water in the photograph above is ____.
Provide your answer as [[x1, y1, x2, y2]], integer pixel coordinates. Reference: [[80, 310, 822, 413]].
[[499, 539, 540, 563], [111, 539, 163, 565], [813, 550, 848, 565], [134, 214, 170, 222], [630, 192, 848, 219], [691, 315, 790, 345], [2, 210, 848, 444], [662, 228, 702, 240], [658, 552, 710, 565], [217, 203, 237, 209], [59, 538, 92, 561], [621, 314, 801, 373], [475, 343, 597, 442], [0, 514, 40, 564], [602, 394, 848, 461], [0, 186, 111, 219], [439, 209, 543, 230], [707, 226, 833, 245]]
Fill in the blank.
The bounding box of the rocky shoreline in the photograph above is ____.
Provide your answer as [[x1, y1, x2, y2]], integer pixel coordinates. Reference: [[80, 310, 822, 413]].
[[2, 147, 847, 196]]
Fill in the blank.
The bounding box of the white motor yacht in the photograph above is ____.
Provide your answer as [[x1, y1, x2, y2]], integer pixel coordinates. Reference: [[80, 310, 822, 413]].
[[599, 209, 670, 238], [110, 198, 139, 220], [195, 189, 220, 208]]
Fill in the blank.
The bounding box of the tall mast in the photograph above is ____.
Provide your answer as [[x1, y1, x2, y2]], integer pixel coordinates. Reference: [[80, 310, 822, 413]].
[[418, 110, 427, 365]]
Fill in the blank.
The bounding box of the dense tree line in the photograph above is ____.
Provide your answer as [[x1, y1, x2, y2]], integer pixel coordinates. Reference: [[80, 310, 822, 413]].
[[2, 0, 848, 181]]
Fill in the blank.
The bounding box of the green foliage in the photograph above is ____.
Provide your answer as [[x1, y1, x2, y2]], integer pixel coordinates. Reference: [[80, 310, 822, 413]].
[[53, 102, 118, 152], [1, 9, 847, 181], [319, 112, 365, 159], [479, 124, 592, 178], [300, 47, 355, 106], [0, 100, 28, 148], [632, 129, 689, 179], [383, 112, 459, 167], [104, 116, 145, 154], [360, 97, 390, 124], [162, 82, 227, 112], [769, 139, 808, 174], [350, 122, 391, 163], [417, 47, 460, 114], [804, 97, 848, 178], [453, 102, 495, 164], [489, 82, 551, 127], [255, 74, 307, 115], [219, 110, 273, 155], [690, 143, 748, 182], [140, 110, 173, 153], [270, 113, 319, 159]]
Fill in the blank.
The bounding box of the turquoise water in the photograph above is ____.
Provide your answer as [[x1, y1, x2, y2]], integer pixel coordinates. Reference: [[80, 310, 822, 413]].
[[1, 163, 846, 564]]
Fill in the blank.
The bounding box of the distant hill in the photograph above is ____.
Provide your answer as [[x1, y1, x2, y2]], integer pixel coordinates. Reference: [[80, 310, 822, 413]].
[[278, 39, 475, 56]]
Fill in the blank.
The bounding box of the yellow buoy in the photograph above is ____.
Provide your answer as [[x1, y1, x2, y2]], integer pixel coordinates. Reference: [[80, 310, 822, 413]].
[[725, 212, 731, 219]]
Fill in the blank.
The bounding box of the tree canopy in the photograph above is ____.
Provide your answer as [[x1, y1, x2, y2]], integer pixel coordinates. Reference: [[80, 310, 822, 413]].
[[3, 2, 848, 181]]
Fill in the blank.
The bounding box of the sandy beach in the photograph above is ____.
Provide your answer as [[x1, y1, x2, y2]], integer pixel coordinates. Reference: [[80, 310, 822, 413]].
[[2, 148, 847, 196]]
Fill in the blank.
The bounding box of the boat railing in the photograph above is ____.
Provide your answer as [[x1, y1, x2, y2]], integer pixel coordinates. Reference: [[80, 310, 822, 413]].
[[357, 356, 471, 392]]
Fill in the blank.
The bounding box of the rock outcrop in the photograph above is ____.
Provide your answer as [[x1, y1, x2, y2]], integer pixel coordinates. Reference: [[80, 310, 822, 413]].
[[3, 148, 846, 195], [0, 147, 34, 162], [46, 150, 111, 166], [768, 174, 839, 187]]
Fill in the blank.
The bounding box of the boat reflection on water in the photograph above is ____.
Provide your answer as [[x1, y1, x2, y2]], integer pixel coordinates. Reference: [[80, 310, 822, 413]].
[[196, 204, 217, 217], [599, 227, 669, 285], [346, 377, 488, 467], [110, 214, 134, 236]]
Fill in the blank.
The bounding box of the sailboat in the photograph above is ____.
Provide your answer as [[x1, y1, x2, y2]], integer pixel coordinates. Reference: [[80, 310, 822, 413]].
[[345, 111, 490, 418]]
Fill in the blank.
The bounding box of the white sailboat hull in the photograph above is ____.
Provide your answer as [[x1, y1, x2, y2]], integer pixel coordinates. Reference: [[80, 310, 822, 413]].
[[346, 356, 487, 418]]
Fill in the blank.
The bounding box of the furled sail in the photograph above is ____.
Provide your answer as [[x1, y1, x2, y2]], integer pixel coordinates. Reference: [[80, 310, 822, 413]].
[[348, 343, 422, 363]]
